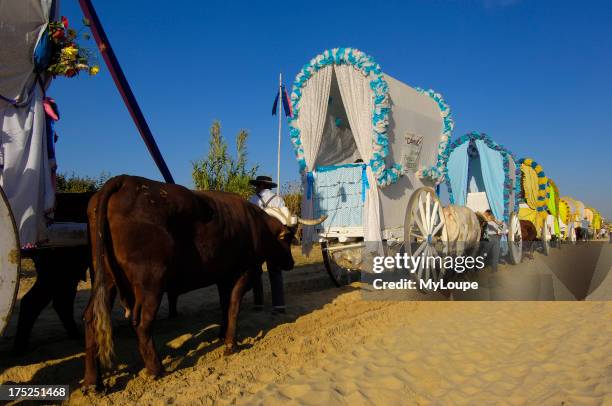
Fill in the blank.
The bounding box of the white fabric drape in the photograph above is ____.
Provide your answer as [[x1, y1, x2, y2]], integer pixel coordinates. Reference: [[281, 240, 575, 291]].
[[0, 86, 54, 246], [334, 64, 382, 243], [293, 65, 333, 253]]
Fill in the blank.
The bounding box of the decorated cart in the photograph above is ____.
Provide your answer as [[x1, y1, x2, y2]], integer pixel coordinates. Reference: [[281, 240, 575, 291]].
[[287, 47, 455, 286], [583, 207, 603, 239], [573, 199, 586, 224], [560, 197, 579, 241], [558, 197, 571, 239], [442, 132, 523, 264], [560, 196, 588, 241], [517, 157, 557, 254], [546, 179, 561, 239], [590, 208, 602, 237], [0, 0, 174, 340], [571, 198, 587, 239]]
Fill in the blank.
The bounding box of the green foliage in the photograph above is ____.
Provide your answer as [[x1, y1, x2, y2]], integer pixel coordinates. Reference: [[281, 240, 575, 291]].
[[192, 121, 258, 199], [281, 181, 302, 217], [56, 172, 110, 193]]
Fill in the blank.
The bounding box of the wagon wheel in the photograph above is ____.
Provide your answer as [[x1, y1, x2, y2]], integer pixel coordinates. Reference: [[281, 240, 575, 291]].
[[403, 187, 448, 289], [507, 212, 522, 265], [0, 186, 20, 336], [321, 240, 362, 287], [541, 221, 550, 256]]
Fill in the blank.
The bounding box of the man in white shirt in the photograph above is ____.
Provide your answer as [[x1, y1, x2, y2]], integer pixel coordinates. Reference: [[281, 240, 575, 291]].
[[249, 175, 286, 209], [249, 176, 287, 314]]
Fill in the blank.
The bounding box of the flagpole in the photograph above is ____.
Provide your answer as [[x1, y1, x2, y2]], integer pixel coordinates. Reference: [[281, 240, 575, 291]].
[[276, 72, 282, 192]]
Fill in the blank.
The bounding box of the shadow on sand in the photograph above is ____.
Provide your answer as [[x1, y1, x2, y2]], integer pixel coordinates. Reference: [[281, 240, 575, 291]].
[[0, 263, 352, 396]]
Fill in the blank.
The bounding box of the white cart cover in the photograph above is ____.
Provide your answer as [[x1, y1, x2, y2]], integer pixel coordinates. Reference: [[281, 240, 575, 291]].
[[0, 0, 58, 245], [288, 48, 450, 249]]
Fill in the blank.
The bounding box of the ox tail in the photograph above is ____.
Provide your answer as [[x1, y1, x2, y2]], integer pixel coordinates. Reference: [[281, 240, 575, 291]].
[[91, 175, 124, 368]]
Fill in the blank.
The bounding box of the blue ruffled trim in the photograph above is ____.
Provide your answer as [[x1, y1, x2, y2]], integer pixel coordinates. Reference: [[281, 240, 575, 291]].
[[414, 88, 455, 183], [443, 132, 519, 223], [287, 48, 401, 188]]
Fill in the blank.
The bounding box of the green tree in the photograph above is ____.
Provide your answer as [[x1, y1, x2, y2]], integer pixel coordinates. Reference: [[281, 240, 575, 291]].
[[281, 181, 302, 217], [192, 121, 258, 199], [56, 172, 110, 193]]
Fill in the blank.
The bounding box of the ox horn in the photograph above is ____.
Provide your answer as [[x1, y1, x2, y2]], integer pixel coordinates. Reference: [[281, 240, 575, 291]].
[[297, 215, 327, 226]]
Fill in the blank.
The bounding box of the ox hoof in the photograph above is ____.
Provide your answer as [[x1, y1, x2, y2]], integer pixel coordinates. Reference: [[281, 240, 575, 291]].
[[140, 364, 164, 380], [223, 344, 237, 356], [81, 383, 104, 395], [148, 369, 164, 380]]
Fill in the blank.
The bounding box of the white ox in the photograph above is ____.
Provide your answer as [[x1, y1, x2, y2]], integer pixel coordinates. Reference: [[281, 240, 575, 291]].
[[442, 205, 482, 256]]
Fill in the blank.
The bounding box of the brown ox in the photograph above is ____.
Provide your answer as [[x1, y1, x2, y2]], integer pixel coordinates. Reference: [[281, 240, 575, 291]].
[[83, 175, 320, 389], [520, 220, 538, 259]]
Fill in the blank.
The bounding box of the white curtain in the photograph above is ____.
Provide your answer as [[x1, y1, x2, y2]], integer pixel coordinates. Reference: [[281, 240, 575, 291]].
[[334, 65, 382, 243], [0, 86, 54, 246], [293, 65, 333, 253]]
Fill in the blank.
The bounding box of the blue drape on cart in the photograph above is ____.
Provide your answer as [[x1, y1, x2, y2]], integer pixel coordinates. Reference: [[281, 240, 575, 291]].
[[475, 140, 505, 221], [446, 142, 469, 206]]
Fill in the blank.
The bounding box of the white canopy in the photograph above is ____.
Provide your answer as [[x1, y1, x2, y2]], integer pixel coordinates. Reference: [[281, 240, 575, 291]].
[[0, 0, 57, 105], [288, 48, 451, 243], [0, 0, 58, 245]]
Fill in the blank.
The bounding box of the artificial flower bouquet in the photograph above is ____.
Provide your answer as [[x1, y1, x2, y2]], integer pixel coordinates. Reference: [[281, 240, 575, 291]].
[[46, 16, 99, 78]]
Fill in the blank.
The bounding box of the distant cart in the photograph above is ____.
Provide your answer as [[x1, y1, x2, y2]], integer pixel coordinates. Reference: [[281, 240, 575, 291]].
[[558, 198, 573, 240], [560, 197, 578, 241], [287, 48, 456, 286], [517, 158, 554, 254], [584, 207, 602, 238], [546, 179, 562, 240], [442, 132, 523, 265], [590, 208, 602, 237]]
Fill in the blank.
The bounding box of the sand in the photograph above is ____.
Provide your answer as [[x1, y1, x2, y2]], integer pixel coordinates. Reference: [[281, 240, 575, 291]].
[[0, 248, 611, 405], [245, 300, 612, 405]]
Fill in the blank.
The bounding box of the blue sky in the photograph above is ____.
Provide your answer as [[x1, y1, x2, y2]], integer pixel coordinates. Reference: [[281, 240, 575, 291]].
[[51, 0, 612, 217]]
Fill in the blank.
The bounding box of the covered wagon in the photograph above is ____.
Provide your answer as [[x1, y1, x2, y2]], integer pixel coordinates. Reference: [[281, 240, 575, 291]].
[[590, 208, 602, 237], [560, 196, 589, 241], [560, 197, 579, 241], [442, 132, 523, 264], [557, 197, 573, 240], [287, 47, 455, 285], [517, 158, 559, 253], [546, 179, 561, 239]]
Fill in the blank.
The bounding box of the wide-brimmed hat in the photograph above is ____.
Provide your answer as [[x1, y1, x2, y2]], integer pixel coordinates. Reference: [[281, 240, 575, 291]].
[[249, 175, 277, 189]]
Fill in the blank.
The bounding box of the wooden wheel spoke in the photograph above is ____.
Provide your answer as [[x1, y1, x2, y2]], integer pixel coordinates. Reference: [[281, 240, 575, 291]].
[[413, 209, 427, 236], [430, 200, 440, 231], [413, 240, 428, 257], [412, 231, 425, 239], [425, 192, 432, 233], [431, 219, 445, 237], [418, 195, 427, 234]]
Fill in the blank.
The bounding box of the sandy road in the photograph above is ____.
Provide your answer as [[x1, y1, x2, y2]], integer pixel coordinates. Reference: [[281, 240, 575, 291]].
[[0, 246, 611, 405]]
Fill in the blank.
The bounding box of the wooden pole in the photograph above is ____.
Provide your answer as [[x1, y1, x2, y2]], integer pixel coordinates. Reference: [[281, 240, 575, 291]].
[[276, 72, 282, 192]]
